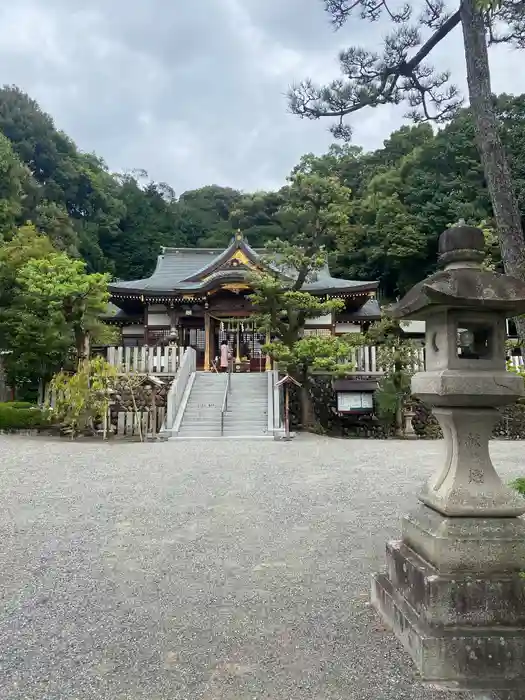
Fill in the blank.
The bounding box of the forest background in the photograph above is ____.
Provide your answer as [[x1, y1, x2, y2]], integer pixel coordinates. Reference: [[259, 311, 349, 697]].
[[2, 85, 521, 301]]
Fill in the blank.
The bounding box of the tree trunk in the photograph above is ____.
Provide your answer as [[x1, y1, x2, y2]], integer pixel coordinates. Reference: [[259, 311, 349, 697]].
[[461, 0, 525, 341], [300, 384, 314, 429]]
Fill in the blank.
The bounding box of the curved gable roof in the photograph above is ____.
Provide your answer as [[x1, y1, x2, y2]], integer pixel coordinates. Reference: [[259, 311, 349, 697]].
[[108, 233, 378, 297]]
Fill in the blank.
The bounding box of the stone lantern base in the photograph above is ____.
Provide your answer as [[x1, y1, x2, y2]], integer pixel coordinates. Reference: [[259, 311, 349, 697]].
[[371, 505, 525, 691]]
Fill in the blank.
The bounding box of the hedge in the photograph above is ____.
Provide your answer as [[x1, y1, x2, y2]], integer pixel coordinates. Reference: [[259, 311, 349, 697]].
[[0, 402, 50, 430]]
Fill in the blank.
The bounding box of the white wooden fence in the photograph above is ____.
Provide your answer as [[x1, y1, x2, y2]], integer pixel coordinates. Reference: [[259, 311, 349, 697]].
[[348, 346, 525, 373], [348, 345, 426, 373], [101, 344, 525, 376], [44, 388, 166, 438], [508, 355, 525, 371], [104, 346, 183, 374], [114, 407, 166, 438]]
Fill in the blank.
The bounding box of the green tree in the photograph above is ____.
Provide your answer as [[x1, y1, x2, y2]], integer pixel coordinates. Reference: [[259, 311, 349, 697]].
[[34, 200, 80, 256], [49, 356, 118, 439], [339, 189, 426, 297], [0, 225, 64, 392], [105, 174, 185, 280], [0, 86, 123, 271], [0, 234, 111, 392], [363, 316, 417, 436], [0, 224, 55, 315], [250, 171, 355, 427], [16, 254, 110, 361], [0, 132, 28, 236], [230, 190, 287, 247], [290, 0, 525, 338], [178, 185, 242, 248]]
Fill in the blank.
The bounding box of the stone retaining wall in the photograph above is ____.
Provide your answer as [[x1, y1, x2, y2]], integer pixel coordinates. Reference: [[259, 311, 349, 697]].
[[289, 376, 525, 439]]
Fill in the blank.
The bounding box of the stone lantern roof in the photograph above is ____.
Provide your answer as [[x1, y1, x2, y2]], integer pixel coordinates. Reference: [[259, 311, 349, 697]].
[[389, 223, 525, 318]]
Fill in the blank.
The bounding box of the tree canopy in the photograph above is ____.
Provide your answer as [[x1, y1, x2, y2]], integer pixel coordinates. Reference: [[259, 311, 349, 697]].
[[249, 171, 356, 426]]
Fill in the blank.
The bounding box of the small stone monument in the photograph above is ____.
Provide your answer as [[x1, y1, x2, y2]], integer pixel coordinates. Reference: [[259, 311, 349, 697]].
[[371, 224, 525, 694]]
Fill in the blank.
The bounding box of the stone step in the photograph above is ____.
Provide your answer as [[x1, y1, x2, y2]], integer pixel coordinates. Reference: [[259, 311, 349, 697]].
[[385, 540, 525, 628], [175, 369, 270, 438], [371, 571, 525, 690]]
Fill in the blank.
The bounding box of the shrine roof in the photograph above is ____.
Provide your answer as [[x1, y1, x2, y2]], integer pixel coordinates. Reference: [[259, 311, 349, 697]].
[[100, 302, 142, 324], [108, 232, 378, 297], [338, 298, 381, 321]]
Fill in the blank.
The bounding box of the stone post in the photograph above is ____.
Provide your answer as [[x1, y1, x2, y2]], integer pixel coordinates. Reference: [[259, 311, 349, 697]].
[[371, 225, 525, 695]]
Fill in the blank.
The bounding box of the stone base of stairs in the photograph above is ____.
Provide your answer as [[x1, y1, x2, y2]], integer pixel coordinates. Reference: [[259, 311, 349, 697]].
[[169, 434, 276, 441]]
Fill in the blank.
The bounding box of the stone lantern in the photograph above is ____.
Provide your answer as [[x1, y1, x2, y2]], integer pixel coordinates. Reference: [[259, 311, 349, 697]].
[[372, 224, 525, 694]]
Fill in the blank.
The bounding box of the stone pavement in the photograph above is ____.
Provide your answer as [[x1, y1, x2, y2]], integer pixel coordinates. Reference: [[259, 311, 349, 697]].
[[0, 434, 522, 700]]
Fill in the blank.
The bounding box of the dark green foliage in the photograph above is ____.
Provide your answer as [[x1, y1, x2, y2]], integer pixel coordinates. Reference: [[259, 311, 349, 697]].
[[0, 402, 49, 430], [286, 385, 525, 441], [287, 377, 389, 438], [375, 373, 412, 427], [511, 478, 525, 496], [411, 401, 443, 439]]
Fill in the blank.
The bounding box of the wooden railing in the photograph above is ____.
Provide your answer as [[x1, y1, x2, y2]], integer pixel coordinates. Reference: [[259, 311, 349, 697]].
[[104, 345, 184, 374]]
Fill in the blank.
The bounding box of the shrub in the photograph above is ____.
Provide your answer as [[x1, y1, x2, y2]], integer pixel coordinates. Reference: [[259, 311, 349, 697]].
[[0, 403, 49, 430], [5, 401, 38, 410], [510, 478, 525, 496]]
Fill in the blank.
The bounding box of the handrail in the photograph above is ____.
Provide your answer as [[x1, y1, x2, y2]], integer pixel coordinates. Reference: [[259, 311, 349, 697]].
[[220, 361, 232, 436], [162, 347, 196, 435], [267, 370, 274, 436]]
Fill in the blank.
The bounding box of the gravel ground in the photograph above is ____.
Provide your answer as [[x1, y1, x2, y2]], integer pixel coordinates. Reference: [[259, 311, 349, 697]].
[[0, 435, 523, 700]]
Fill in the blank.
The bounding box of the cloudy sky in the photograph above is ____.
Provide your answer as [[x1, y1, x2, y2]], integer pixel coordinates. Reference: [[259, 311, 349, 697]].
[[0, 0, 524, 195]]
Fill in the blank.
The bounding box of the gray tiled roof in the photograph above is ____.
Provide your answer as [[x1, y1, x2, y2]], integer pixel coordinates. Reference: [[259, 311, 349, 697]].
[[339, 298, 381, 321], [109, 249, 218, 292], [109, 245, 378, 295], [302, 265, 377, 292], [100, 302, 142, 322]]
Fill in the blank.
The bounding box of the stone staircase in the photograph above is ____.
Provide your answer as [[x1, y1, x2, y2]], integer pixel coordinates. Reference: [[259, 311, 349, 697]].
[[176, 371, 269, 438], [223, 372, 268, 438]]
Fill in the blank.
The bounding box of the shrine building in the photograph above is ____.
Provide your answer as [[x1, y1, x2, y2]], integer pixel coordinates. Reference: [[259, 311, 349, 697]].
[[105, 231, 381, 371]]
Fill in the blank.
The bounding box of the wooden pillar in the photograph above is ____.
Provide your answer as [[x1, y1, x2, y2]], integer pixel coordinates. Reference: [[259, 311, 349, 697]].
[[235, 322, 241, 364], [143, 304, 149, 346], [204, 311, 211, 371], [167, 307, 179, 344], [265, 330, 272, 371]]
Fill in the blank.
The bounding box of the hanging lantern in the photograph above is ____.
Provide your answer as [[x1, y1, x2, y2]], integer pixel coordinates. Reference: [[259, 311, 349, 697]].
[[241, 322, 244, 332], [220, 321, 224, 331]]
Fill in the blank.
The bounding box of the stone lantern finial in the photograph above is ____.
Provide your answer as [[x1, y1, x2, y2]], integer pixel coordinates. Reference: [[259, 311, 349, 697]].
[[438, 223, 485, 267]]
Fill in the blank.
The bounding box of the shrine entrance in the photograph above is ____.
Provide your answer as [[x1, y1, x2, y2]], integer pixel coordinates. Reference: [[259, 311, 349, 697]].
[[180, 322, 206, 369], [211, 316, 269, 372]]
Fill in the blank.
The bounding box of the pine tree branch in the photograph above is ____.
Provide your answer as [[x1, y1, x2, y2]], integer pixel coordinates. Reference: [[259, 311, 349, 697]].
[[405, 10, 461, 69], [487, 0, 525, 46], [289, 2, 462, 136]]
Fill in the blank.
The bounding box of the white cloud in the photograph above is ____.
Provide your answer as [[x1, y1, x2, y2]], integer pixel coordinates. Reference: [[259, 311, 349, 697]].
[[0, 0, 523, 194]]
